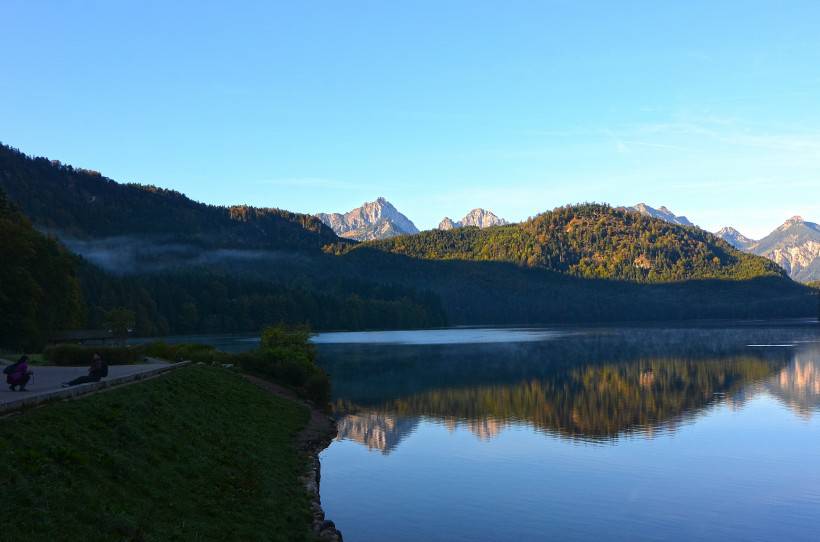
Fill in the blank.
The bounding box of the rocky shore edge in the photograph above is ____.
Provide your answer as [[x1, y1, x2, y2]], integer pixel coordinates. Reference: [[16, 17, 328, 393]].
[[243, 374, 343, 542]]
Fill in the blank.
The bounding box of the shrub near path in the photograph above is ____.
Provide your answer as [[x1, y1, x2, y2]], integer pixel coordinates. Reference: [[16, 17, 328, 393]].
[[0, 365, 319, 541]]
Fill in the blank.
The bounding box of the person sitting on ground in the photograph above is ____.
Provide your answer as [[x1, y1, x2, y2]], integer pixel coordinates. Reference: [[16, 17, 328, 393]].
[[62, 353, 109, 387], [4, 355, 33, 392]]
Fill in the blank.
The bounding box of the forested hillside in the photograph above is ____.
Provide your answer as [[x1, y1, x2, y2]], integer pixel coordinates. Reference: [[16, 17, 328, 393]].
[[0, 143, 342, 251], [76, 263, 447, 337], [340, 247, 815, 324], [357, 204, 783, 282], [1, 144, 816, 351], [0, 145, 446, 349], [0, 190, 85, 349]]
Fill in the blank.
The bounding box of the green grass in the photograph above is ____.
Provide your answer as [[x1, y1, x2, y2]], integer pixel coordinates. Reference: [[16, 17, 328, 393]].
[[0, 365, 318, 541]]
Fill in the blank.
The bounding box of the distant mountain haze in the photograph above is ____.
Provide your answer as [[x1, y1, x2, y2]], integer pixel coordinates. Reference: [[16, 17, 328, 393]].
[[438, 209, 509, 230], [317, 197, 419, 241]]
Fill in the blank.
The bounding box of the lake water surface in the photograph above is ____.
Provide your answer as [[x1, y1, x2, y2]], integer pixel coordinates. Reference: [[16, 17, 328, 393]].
[[314, 322, 820, 542]]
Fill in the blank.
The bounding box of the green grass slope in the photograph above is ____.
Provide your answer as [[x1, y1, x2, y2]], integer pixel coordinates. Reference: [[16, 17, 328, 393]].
[[0, 366, 318, 542]]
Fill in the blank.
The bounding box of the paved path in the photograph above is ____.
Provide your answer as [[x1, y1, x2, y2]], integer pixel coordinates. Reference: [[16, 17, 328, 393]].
[[0, 362, 170, 406]]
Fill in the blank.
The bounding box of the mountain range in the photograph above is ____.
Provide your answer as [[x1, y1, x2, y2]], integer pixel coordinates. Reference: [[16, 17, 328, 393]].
[[317, 199, 509, 241], [319, 197, 818, 283], [0, 142, 817, 350]]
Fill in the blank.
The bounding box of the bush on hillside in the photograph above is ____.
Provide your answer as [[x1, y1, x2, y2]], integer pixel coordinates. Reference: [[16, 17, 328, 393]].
[[238, 324, 331, 405], [135, 325, 332, 405]]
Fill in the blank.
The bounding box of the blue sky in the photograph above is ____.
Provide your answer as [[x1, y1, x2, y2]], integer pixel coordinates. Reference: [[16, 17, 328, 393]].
[[2, 1, 819, 238]]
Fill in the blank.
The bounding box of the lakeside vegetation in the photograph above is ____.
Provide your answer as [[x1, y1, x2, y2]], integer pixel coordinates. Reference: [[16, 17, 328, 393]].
[[147, 326, 332, 404], [0, 365, 320, 542]]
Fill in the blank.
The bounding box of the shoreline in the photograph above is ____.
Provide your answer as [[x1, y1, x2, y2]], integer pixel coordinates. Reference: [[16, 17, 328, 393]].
[[243, 374, 343, 542]]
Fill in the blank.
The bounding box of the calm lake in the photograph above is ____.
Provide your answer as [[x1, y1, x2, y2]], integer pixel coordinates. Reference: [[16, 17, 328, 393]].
[[313, 322, 820, 542]]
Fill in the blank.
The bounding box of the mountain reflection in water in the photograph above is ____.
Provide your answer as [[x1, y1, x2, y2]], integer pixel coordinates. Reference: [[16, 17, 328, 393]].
[[765, 351, 820, 418], [317, 327, 820, 453]]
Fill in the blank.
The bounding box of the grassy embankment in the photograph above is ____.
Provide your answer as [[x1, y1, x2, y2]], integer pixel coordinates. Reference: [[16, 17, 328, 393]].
[[0, 325, 332, 541], [0, 365, 320, 541]]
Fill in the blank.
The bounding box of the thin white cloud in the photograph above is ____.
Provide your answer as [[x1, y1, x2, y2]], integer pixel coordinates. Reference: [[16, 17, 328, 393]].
[[619, 140, 698, 153], [255, 177, 370, 190]]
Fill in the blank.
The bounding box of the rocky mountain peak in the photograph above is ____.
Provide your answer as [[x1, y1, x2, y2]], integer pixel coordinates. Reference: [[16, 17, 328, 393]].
[[317, 198, 418, 241], [628, 203, 693, 227], [715, 226, 757, 250], [438, 208, 508, 230], [751, 215, 820, 282], [438, 217, 457, 231], [716, 226, 739, 235], [780, 216, 805, 229]]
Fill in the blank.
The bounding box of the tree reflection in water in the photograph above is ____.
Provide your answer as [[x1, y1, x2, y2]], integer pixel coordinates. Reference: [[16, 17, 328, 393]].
[[317, 327, 819, 452]]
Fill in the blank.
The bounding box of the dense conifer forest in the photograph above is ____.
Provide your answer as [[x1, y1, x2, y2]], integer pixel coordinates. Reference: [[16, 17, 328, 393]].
[[0, 191, 85, 349], [0, 144, 342, 250]]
